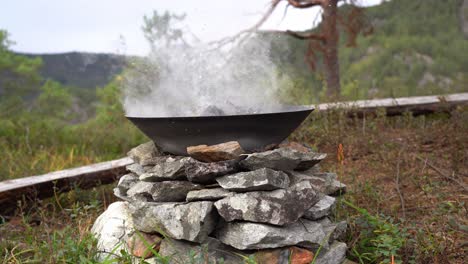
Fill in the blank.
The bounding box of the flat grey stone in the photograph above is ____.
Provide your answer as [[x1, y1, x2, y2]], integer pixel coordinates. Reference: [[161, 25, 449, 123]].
[[216, 218, 330, 250], [303, 195, 336, 220], [139, 157, 192, 182], [113, 188, 131, 202], [287, 171, 346, 196], [151, 181, 202, 202], [216, 168, 290, 192], [126, 163, 146, 175], [91, 202, 134, 260], [126, 181, 155, 202], [116, 173, 139, 196], [312, 172, 338, 181], [214, 181, 320, 226], [185, 159, 240, 184], [127, 141, 162, 166], [317, 218, 348, 242], [156, 237, 244, 264], [129, 201, 218, 242], [126, 181, 201, 202], [299, 172, 346, 195], [186, 188, 234, 202], [328, 180, 347, 196], [240, 147, 327, 171], [315, 241, 347, 264]]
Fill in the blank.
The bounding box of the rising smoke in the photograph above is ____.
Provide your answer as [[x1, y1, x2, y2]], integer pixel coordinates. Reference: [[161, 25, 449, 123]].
[[122, 20, 292, 117]]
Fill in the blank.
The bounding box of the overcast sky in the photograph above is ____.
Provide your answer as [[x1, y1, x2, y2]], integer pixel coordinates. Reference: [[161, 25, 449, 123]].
[[0, 0, 382, 56]]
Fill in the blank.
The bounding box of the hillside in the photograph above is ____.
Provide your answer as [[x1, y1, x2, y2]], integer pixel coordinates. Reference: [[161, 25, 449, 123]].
[[266, 0, 468, 103], [19, 52, 127, 89]]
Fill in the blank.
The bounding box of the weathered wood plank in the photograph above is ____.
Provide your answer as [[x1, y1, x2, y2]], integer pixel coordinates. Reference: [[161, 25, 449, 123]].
[[315, 93, 468, 116], [0, 157, 133, 214]]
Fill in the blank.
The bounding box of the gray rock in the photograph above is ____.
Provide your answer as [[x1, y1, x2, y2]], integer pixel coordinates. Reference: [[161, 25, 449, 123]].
[[288, 170, 327, 186], [129, 201, 218, 242], [334, 221, 348, 241], [303, 195, 336, 220], [127, 141, 162, 166], [302, 172, 346, 195], [91, 202, 134, 260], [126, 181, 201, 202], [317, 218, 348, 242], [287, 171, 346, 196], [312, 172, 338, 181], [156, 237, 245, 264], [216, 168, 290, 192], [113, 188, 131, 202], [240, 147, 327, 171], [314, 241, 347, 264], [116, 173, 139, 196], [185, 159, 239, 184], [216, 218, 329, 250], [151, 181, 202, 202], [126, 163, 146, 176], [186, 188, 234, 202], [308, 163, 322, 173], [139, 157, 192, 182], [328, 180, 347, 196], [126, 181, 155, 202], [214, 181, 320, 225]]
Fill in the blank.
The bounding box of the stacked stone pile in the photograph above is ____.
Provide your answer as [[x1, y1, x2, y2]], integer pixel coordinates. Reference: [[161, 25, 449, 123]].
[[92, 141, 349, 264]]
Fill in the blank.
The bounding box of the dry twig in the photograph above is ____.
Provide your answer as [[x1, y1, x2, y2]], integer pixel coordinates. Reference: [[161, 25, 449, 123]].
[[395, 146, 406, 217], [415, 155, 468, 192], [206, 0, 281, 50]]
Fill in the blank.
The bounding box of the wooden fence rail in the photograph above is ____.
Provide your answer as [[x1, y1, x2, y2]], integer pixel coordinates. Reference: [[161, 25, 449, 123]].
[[315, 93, 468, 116], [0, 157, 133, 215], [1, 93, 467, 214]]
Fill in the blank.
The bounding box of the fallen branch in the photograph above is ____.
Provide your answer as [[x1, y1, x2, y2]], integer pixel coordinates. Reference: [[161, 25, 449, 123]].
[[415, 155, 468, 192], [395, 146, 406, 218]]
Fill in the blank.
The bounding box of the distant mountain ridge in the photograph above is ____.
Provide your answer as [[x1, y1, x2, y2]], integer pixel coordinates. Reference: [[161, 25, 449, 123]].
[[17, 51, 127, 89]]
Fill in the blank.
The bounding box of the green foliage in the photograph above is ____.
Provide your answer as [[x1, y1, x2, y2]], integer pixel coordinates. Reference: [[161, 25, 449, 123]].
[[0, 76, 145, 180], [142, 10, 186, 48], [0, 30, 42, 100], [343, 200, 408, 264], [36, 80, 73, 120], [272, 0, 468, 102]]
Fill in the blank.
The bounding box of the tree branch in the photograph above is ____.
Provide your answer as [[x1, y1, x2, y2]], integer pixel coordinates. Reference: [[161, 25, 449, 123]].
[[286, 30, 326, 40], [286, 0, 325, 8], [258, 29, 325, 41], [207, 0, 281, 49]]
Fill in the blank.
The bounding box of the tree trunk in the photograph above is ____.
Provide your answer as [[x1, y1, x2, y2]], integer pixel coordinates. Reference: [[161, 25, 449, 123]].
[[321, 0, 341, 100]]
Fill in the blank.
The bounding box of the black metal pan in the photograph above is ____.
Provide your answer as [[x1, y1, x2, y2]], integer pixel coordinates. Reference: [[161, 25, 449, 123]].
[[126, 105, 314, 155]]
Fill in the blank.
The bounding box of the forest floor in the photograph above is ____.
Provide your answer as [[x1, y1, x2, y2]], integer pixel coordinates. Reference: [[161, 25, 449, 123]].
[[0, 107, 467, 264]]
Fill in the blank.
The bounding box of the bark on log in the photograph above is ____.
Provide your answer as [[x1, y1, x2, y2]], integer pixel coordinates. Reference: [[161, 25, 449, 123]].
[[0, 157, 133, 215]]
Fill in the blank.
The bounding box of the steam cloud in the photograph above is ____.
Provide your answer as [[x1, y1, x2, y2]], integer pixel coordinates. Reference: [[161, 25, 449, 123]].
[[122, 34, 291, 117]]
